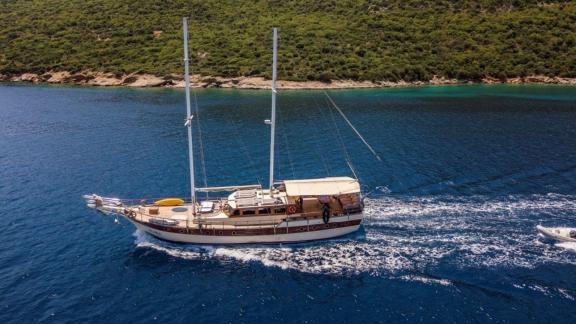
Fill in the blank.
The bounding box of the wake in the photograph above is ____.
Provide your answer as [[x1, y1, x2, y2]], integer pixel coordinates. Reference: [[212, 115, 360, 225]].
[[133, 193, 576, 278]]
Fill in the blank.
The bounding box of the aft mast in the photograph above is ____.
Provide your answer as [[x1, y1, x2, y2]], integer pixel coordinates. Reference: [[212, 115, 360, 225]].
[[268, 28, 278, 191], [182, 17, 196, 211]]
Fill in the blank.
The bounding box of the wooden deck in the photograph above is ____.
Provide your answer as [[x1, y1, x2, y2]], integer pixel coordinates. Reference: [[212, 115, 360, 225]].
[[129, 202, 285, 230]]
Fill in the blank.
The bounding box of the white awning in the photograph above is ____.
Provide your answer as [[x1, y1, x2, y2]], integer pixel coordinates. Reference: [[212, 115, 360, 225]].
[[283, 177, 360, 196]]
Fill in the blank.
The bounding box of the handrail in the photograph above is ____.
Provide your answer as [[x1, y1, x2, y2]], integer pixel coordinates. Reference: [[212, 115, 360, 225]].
[[131, 207, 356, 222], [194, 218, 282, 226], [111, 203, 362, 231]]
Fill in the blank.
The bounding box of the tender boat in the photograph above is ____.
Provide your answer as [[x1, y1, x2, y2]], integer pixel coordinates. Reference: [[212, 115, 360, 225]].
[[84, 18, 377, 245], [536, 225, 576, 243]]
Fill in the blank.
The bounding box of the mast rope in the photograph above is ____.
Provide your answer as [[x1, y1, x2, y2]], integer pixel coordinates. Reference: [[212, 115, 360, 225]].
[[192, 88, 209, 198], [309, 96, 333, 176], [229, 110, 262, 186], [323, 91, 382, 162], [322, 94, 359, 180], [276, 99, 296, 179]]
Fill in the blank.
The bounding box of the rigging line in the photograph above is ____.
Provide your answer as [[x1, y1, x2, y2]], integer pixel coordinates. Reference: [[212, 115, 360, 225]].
[[322, 93, 359, 180], [229, 110, 262, 186], [309, 95, 333, 176], [346, 159, 359, 180], [323, 91, 382, 162], [276, 98, 296, 179], [282, 118, 296, 180], [321, 94, 351, 161], [191, 87, 209, 198]]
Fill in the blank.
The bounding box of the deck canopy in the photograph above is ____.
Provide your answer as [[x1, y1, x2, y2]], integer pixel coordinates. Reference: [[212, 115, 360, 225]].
[[283, 177, 360, 196]]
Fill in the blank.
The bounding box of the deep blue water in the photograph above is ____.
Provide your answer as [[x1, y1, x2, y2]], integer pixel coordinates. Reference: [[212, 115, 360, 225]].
[[1, 84, 576, 323]]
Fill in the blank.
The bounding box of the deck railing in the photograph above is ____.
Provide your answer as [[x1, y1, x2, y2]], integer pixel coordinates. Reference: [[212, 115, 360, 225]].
[[129, 207, 358, 231]]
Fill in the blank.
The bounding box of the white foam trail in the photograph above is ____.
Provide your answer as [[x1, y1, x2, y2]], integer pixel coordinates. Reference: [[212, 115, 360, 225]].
[[132, 194, 576, 282], [556, 242, 576, 252], [134, 230, 215, 259], [363, 193, 576, 222], [558, 288, 575, 300], [397, 275, 452, 286]]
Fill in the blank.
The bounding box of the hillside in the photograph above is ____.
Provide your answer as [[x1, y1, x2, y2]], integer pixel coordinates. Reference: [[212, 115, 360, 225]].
[[0, 0, 575, 83]]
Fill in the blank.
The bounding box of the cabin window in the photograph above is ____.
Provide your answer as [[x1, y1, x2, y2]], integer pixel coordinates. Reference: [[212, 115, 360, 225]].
[[233, 209, 240, 216], [242, 209, 256, 216], [274, 207, 286, 214], [258, 208, 269, 215]]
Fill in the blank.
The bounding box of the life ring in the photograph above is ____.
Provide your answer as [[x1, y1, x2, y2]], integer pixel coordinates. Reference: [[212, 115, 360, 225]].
[[287, 205, 297, 214], [322, 208, 330, 224], [127, 210, 136, 218]]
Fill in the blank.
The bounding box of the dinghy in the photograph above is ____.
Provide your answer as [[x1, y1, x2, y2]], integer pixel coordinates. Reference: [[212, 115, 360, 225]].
[[536, 225, 576, 243]]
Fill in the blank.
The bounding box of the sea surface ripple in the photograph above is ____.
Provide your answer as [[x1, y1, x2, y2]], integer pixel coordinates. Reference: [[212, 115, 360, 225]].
[[1, 84, 575, 323]]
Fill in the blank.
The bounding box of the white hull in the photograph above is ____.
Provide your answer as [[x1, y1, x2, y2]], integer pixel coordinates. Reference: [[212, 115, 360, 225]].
[[128, 213, 363, 244], [537, 225, 576, 243]]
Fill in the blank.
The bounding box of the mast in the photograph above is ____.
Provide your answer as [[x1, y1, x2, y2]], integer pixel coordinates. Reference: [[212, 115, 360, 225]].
[[268, 27, 278, 191], [182, 17, 195, 209]]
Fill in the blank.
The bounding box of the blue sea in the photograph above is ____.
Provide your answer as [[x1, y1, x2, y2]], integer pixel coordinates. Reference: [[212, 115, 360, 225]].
[[1, 84, 576, 323]]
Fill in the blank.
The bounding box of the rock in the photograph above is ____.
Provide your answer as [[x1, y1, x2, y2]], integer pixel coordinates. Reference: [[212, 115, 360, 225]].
[[378, 80, 410, 88], [481, 76, 502, 84], [43, 71, 94, 84], [123, 74, 168, 87], [429, 75, 459, 85], [164, 74, 204, 88], [163, 74, 183, 82], [38, 73, 52, 82], [204, 76, 380, 90], [524, 75, 551, 83], [201, 77, 222, 88], [554, 77, 576, 85], [85, 72, 124, 86], [12, 73, 40, 82], [3, 70, 575, 89], [502, 75, 576, 85], [46, 71, 71, 83], [153, 30, 163, 38], [122, 75, 138, 84], [68, 73, 94, 83], [507, 77, 523, 84], [234, 77, 269, 89], [168, 80, 186, 88]]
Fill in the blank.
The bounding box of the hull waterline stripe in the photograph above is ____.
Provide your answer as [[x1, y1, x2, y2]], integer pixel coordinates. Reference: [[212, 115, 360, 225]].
[[130, 218, 362, 237]]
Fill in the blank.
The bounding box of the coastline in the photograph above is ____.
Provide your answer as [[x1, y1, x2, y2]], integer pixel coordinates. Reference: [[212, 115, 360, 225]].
[[1, 71, 575, 89]]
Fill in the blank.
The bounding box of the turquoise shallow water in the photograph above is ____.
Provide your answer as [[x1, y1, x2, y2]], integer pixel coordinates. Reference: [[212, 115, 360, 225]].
[[1, 84, 576, 323]]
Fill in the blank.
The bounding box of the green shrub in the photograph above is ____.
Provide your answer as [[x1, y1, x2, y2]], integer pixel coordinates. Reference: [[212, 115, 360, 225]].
[[0, 0, 574, 80]]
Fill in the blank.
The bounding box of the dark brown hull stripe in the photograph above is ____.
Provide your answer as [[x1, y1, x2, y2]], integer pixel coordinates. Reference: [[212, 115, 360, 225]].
[[131, 218, 362, 236]]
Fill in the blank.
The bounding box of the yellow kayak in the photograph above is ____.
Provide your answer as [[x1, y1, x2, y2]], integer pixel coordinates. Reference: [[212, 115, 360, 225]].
[[154, 198, 185, 206]]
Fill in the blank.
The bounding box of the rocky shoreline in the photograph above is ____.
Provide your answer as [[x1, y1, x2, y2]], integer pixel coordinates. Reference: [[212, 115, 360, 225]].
[[1, 71, 575, 89]]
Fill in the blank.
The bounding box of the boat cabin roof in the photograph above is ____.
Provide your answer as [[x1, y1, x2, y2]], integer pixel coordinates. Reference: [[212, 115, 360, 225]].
[[227, 189, 287, 209], [282, 177, 360, 196]]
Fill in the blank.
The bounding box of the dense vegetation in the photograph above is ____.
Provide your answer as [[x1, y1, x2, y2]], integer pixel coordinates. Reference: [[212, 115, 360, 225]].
[[0, 0, 575, 81]]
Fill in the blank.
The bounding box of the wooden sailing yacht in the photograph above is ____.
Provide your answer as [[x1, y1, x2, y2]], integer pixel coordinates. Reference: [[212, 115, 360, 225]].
[[84, 18, 366, 244]]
